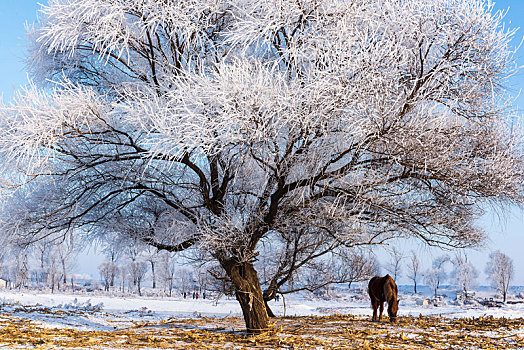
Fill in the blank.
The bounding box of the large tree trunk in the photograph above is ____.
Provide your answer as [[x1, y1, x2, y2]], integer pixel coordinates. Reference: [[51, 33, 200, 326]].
[[221, 259, 269, 334]]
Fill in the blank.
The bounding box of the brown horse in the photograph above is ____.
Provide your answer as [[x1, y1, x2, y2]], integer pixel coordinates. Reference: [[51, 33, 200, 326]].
[[368, 274, 399, 322]]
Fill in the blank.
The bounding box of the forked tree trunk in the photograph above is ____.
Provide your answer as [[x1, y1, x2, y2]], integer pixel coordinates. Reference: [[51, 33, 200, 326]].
[[221, 259, 269, 334], [263, 285, 278, 318], [264, 299, 276, 318]]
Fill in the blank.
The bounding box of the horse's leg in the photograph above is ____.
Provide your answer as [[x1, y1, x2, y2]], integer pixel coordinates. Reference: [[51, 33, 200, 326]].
[[371, 299, 378, 321], [379, 301, 384, 321]]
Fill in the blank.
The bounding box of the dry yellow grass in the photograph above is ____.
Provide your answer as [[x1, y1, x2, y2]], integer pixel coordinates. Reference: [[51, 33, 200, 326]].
[[0, 311, 521, 349]]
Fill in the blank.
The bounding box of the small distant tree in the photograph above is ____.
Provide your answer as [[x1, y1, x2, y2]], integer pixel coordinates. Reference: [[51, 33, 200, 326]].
[[10, 248, 29, 289], [196, 268, 210, 295], [34, 239, 52, 284], [385, 247, 404, 281], [342, 250, 379, 289], [406, 251, 421, 294], [118, 265, 127, 293], [424, 255, 449, 298], [46, 248, 60, 292], [453, 253, 478, 298], [128, 260, 148, 296], [56, 234, 77, 287], [485, 251, 514, 303], [100, 235, 123, 289], [178, 268, 195, 295], [143, 246, 160, 289], [425, 268, 441, 298], [99, 261, 119, 292], [158, 251, 176, 297]]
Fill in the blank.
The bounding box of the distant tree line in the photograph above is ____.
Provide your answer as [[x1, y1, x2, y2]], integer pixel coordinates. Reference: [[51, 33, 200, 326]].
[[0, 233, 516, 306], [383, 248, 515, 303]]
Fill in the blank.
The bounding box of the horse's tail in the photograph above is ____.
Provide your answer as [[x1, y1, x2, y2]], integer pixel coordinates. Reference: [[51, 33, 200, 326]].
[[368, 276, 378, 292], [368, 276, 379, 305]]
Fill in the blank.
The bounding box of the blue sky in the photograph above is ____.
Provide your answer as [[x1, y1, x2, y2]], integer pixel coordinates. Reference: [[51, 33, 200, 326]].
[[0, 1, 524, 284]]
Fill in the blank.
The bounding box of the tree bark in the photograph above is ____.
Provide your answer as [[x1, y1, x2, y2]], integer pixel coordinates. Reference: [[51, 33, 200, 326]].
[[264, 299, 276, 318], [263, 286, 278, 318], [221, 259, 269, 334]]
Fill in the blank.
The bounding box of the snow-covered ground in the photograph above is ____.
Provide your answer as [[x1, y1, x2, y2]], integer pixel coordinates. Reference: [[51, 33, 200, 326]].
[[0, 286, 520, 349], [0, 285, 522, 333]]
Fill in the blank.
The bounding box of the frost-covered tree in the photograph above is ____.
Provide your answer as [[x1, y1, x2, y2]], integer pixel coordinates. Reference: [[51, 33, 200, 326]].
[[343, 250, 379, 290], [128, 260, 148, 296], [1, 0, 523, 333], [452, 253, 478, 298], [8, 247, 29, 290], [97, 234, 125, 290], [56, 234, 77, 287], [385, 247, 404, 281], [118, 264, 127, 293], [485, 251, 514, 303], [34, 239, 52, 284], [407, 251, 421, 294], [142, 246, 160, 289], [425, 268, 441, 298], [46, 247, 61, 292], [158, 251, 176, 297], [424, 255, 449, 298], [99, 261, 119, 292], [178, 268, 195, 296]]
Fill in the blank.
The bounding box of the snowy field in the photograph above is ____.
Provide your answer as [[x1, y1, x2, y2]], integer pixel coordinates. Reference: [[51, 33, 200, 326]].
[[0, 286, 521, 348], [0, 288, 524, 322], [0, 285, 523, 324]]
